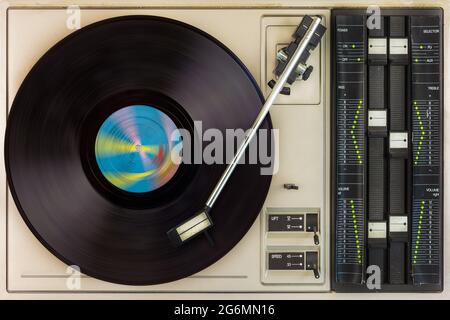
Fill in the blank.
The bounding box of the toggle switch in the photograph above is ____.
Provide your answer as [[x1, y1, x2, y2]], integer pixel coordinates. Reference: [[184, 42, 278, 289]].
[[306, 251, 320, 279], [306, 213, 319, 245], [283, 183, 299, 190]]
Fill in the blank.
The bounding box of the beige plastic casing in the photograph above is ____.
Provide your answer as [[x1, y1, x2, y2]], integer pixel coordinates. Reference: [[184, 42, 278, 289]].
[[0, 0, 449, 300]]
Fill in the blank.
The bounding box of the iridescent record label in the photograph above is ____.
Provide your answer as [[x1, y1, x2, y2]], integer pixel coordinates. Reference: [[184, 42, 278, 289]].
[[95, 105, 181, 193]]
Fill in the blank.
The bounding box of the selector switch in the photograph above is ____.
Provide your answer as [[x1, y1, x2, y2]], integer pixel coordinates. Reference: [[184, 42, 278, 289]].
[[306, 251, 320, 278], [389, 38, 409, 64], [306, 213, 320, 245]]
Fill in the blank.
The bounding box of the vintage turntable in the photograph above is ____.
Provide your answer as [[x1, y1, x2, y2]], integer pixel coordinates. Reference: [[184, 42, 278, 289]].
[[0, 0, 448, 299]]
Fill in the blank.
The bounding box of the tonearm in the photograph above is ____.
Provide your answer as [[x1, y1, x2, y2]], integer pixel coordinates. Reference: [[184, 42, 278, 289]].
[[167, 15, 326, 247]]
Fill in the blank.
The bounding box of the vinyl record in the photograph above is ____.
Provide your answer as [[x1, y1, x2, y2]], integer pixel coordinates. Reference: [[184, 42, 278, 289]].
[[5, 15, 272, 285]]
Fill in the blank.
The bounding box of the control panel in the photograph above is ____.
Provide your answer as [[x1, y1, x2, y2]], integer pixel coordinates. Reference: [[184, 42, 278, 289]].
[[261, 208, 322, 284], [331, 8, 443, 292]]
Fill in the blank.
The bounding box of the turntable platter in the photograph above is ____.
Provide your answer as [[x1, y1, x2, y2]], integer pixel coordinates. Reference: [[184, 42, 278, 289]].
[[5, 15, 272, 285]]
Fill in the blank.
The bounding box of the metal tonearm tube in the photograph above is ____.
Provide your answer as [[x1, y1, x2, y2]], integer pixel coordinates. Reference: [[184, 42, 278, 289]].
[[167, 15, 326, 247]]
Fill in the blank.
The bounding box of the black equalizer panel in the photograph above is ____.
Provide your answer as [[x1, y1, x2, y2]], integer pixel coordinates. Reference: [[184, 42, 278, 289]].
[[331, 9, 443, 292]]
